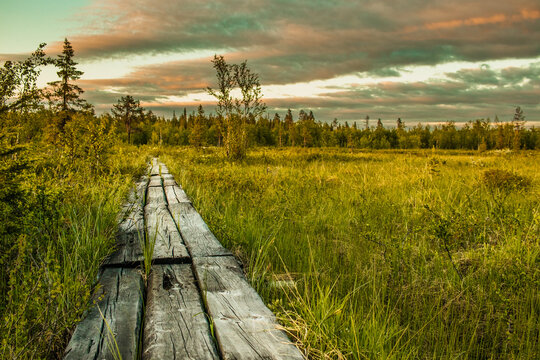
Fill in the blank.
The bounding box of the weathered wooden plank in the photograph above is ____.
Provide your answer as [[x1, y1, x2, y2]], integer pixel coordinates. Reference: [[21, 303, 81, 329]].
[[193, 256, 304, 360], [162, 173, 174, 181], [164, 184, 191, 204], [162, 179, 177, 187], [105, 217, 144, 266], [64, 268, 144, 360], [107, 177, 147, 266], [136, 175, 149, 201], [149, 159, 169, 176], [150, 158, 160, 176], [146, 186, 166, 207], [143, 264, 220, 360], [148, 176, 162, 187], [159, 164, 169, 174], [146, 204, 190, 262], [169, 202, 231, 257], [118, 176, 147, 221]]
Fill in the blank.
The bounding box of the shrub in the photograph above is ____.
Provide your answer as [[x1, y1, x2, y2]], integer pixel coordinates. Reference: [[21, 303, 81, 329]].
[[481, 169, 531, 193]]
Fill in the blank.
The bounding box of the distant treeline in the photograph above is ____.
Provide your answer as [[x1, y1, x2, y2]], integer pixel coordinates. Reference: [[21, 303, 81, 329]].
[[1, 40, 538, 152], [4, 104, 539, 151], [103, 105, 538, 150]]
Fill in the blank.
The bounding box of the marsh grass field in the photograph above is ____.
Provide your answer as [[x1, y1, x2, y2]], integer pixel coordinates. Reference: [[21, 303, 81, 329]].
[[2, 144, 539, 359], [159, 147, 540, 359], [2, 12, 540, 357], [0, 145, 150, 358]]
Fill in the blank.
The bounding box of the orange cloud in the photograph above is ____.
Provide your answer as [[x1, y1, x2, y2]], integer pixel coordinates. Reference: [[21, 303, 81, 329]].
[[407, 9, 539, 32], [520, 9, 540, 19]]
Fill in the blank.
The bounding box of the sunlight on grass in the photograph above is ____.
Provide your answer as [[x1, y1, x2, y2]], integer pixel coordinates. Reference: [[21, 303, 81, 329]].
[[162, 147, 539, 359]]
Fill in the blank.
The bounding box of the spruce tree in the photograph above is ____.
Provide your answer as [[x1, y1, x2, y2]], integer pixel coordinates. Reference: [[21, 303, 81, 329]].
[[512, 106, 525, 151], [189, 104, 205, 148], [46, 39, 89, 131], [111, 95, 144, 144]]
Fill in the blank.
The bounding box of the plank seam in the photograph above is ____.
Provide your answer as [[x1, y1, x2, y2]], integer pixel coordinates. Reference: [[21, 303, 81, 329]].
[[159, 164, 225, 360]]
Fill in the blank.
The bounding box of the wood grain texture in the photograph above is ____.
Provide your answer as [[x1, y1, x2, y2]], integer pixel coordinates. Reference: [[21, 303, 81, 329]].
[[169, 202, 231, 258], [143, 264, 220, 360], [117, 176, 146, 221], [149, 159, 169, 176], [146, 204, 190, 262], [105, 216, 144, 266], [67, 160, 303, 360], [162, 179, 177, 187], [159, 164, 169, 174], [64, 268, 144, 360], [148, 176, 162, 187], [164, 184, 191, 204], [136, 176, 149, 204], [146, 186, 166, 207], [193, 256, 304, 360], [150, 159, 160, 176], [106, 178, 147, 267]]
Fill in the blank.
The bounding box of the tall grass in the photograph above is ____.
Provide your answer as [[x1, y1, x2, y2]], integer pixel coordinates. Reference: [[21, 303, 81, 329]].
[[0, 144, 150, 358], [162, 147, 539, 359]]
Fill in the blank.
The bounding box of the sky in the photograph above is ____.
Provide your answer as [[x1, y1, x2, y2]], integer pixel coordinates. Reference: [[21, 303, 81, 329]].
[[1, 0, 539, 126]]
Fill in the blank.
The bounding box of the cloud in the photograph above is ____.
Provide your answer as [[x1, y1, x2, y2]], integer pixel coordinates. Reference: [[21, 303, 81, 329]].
[[40, 0, 538, 77], [3, 0, 539, 123], [80, 59, 539, 125]]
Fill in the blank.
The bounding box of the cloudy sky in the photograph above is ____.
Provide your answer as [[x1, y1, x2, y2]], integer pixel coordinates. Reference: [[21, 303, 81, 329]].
[[1, 0, 539, 126]]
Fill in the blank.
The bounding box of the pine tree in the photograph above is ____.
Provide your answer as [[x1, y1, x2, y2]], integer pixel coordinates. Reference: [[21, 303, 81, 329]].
[[512, 106, 525, 151], [396, 118, 404, 130], [284, 109, 293, 128], [46, 39, 89, 131], [189, 105, 205, 148], [272, 113, 283, 146], [179, 108, 188, 129], [111, 95, 144, 144]]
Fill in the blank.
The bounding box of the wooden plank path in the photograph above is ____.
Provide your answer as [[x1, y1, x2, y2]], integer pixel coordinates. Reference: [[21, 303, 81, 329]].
[[64, 158, 304, 360]]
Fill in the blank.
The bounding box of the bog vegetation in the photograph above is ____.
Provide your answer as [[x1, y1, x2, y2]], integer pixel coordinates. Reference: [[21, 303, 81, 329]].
[[160, 148, 539, 359], [1, 40, 539, 359]]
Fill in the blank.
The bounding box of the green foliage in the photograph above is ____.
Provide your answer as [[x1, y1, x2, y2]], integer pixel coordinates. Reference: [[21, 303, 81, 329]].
[[0, 43, 47, 114], [207, 55, 266, 159], [482, 169, 531, 193], [112, 105, 540, 151], [0, 139, 149, 358], [1, 39, 539, 359], [45, 39, 89, 116], [0, 41, 150, 358], [162, 147, 540, 359], [111, 95, 144, 144], [59, 113, 116, 173]]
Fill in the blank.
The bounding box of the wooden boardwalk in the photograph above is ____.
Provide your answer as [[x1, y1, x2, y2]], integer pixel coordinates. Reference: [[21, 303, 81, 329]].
[[64, 158, 304, 360]]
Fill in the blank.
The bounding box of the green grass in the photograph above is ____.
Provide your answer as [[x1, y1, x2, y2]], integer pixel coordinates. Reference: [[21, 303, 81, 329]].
[[161, 147, 540, 359], [0, 143, 150, 359]]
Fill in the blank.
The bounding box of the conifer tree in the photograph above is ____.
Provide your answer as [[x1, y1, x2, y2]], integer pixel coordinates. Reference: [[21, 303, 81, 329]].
[[512, 106, 525, 151], [111, 95, 144, 144], [273, 113, 283, 146], [396, 118, 404, 130], [46, 39, 89, 131], [189, 104, 205, 148]]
